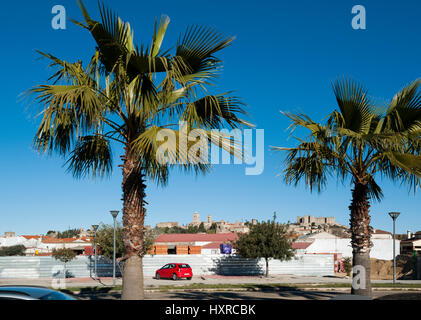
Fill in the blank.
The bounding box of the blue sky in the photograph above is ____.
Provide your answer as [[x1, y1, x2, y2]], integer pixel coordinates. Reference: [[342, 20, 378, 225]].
[[1, 0, 421, 235]]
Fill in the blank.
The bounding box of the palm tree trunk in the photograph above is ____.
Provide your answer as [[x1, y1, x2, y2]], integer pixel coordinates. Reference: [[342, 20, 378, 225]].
[[349, 181, 372, 297], [121, 148, 147, 300], [265, 258, 269, 277]]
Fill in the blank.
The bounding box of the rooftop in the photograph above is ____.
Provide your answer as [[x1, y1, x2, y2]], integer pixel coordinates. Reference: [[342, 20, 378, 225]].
[[155, 233, 238, 243], [373, 229, 391, 235], [291, 242, 312, 250], [202, 242, 223, 249]]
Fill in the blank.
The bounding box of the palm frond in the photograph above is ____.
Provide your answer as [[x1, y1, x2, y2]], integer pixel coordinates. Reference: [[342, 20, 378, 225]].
[[29, 84, 107, 134], [384, 79, 421, 135], [332, 78, 375, 135], [182, 94, 250, 130], [174, 25, 234, 84], [150, 15, 170, 58], [66, 135, 113, 178]]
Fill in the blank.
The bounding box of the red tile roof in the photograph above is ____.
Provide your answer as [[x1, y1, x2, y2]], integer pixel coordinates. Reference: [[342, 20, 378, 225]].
[[292, 242, 312, 250], [202, 242, 223, 249], [155, 233, 238, 243], [21, 235, 42, 240]]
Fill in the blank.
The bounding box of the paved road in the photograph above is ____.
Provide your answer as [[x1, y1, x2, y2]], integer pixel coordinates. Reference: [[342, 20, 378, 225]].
[[71, 289, 421, 300], [1, 275, 420, 288]]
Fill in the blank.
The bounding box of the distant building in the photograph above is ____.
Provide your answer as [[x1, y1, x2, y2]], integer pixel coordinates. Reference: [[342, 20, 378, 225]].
[[401, 231, 421, 254], [192, 212, 200, 226], [293, 231, 399, 260], [154, 233, 238, 255], [298, 232, 341, 241], [297, 215, 337, 226], [156, 222, 179, 229], [188, 212, 250, 233], [0, 235, 92, 256], [372, 229, 392, 239], [3, 232, 15, 238]]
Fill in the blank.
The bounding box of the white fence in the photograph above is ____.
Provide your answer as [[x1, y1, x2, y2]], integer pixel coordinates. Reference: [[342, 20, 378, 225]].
[[304, 239, 400, 260], [0, 254, 334, 279]]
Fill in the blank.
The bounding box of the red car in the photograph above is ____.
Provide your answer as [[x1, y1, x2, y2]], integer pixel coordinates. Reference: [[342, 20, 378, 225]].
[[155, 263, 193, 280]]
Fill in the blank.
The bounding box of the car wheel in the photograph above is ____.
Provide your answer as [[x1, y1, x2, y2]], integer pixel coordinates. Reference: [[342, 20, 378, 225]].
[[156, 273, 160, 280], [187, 277, 192, 280], [172, 273, 178, 281]]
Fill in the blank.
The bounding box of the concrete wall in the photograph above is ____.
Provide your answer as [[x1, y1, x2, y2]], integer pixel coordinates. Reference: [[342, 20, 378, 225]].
[[305, 239, 400, 260], [0, 254, 334, 279]]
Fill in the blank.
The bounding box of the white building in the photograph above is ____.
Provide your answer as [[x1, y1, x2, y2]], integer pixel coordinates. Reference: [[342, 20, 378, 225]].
[[294, 230, 399, 260]]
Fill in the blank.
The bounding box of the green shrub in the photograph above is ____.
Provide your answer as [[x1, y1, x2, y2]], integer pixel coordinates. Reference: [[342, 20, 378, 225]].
[[343, 257, 352, 276], [0, 245, 26, 256]]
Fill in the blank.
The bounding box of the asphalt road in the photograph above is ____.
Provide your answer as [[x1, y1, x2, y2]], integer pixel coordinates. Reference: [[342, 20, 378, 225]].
[[2, 275, 420, 288], [70, 289, 421, 300]]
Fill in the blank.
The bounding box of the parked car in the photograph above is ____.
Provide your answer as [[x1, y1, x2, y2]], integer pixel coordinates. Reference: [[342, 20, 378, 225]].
[[0, 286, 77, 300], [155, 263, 193, 280]]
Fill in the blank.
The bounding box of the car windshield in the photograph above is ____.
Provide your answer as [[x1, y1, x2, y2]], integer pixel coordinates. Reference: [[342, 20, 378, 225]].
[[179, 264, 190, 268], [39, 291, 76, 300]]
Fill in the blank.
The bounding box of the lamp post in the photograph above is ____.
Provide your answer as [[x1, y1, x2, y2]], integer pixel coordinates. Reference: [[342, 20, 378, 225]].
[[92, 224, 99, 279], [388, 212, 400, 284], [110, 210, 119, 286]]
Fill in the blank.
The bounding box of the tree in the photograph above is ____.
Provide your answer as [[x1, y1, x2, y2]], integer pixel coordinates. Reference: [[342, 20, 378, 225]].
[[96, 223, 154, 261], [343, 257, 352, 277], [57, 228, 81, 239], [207, 223, 218, 234], [234, 216, 295, 277], [0, 245, 26, 256], [52, 248, 77, 278], [28, 0, 248, 300], [198, 222, 206, 233], [96, 223, 125, 261], [46, 230, 57, 237], [275, 78, 421, 296], [187, 225, 200, 233]]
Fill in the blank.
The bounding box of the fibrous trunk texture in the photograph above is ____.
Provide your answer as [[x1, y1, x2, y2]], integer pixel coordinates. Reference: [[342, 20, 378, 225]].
[[349, 182, 372, 297], [121, 149, 147, 300], [265, 259, 269, 277]]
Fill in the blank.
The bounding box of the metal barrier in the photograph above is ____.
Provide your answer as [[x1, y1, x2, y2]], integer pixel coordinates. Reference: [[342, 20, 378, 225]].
[[0, 254, 334, 279]]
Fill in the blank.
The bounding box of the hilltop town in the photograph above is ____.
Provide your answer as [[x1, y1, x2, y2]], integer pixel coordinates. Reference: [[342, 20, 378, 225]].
[[1, 212, 416, 262]]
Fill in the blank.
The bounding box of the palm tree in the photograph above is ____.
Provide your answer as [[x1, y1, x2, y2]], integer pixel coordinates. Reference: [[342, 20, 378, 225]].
[[274, 78, 421, 296], [28, 1, 249, 299]]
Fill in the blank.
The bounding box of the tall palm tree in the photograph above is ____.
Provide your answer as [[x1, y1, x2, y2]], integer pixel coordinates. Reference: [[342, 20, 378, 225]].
[[274, 78, 421, 296], [28, 1, 249, 299]]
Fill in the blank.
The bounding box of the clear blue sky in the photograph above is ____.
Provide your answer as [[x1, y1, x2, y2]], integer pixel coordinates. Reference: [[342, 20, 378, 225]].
[[1, 0, 420, 235]]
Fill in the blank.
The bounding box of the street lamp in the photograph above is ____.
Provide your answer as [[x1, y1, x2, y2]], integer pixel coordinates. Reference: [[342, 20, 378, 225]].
[[388, 212, 400, 284], [110, 210, 119, 286], [92, 224, 99, 279]]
